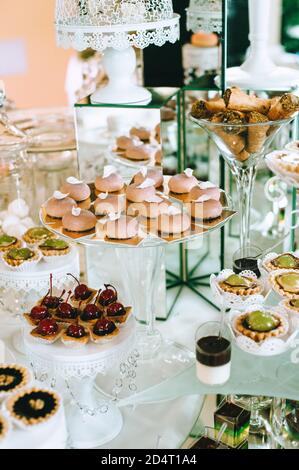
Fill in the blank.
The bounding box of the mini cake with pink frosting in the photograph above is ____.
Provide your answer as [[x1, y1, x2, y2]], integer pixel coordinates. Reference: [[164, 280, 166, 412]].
[[94, 193, 126, 216], [189, 181, 221, 202], [125, 144, 155, 161], [158, 206, 191, 235], [104, 214, 139, 240], [127, 194, 169, 219], [62, 207, 97, 232], [126, 178, 156, 203], [130, 126, 151, 142], [190, 195, 223, 221], [95, 166, 124, 193], [133, 167, 163, 188], [116, 135, 141, 151], [168, 169, 198, 194], [60, 177, 91, 202], [45, 191, 77, 219]]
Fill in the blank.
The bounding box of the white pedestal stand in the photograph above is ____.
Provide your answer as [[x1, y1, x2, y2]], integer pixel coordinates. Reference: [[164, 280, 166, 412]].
[[24, 317, 135, 449], [225, 0, 299, 90]]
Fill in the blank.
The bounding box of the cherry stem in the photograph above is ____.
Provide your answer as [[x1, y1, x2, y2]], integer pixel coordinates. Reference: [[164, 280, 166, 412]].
[[104, 284, 117, 295], [66, 290, 72, 303], [94, 289, 102, 305], [67, 273, 80, 286], [59, 289, 66, 300], [42, 289, 50, 303], [50, 273, 53, 296]]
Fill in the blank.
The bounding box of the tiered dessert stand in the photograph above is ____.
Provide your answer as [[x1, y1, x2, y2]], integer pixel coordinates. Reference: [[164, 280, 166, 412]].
[[24, 317, 135, 449], [39, 187, 236, 401]]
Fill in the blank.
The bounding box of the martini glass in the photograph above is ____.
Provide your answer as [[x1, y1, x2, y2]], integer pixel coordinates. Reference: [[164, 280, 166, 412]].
[[190, 116, 294, 254]]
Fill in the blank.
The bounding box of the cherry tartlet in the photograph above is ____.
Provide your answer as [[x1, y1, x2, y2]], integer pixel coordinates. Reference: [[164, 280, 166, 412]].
[[90, 318, 119, 343], [106, 302, 132, 325], [40, 274, 65, 314], [24, 305, 51, 326], [55, 291, 79, 323], [31, 318, 62, 344], [98, 284, 118, 307], [61, 322, 89, 348], [67, 273, 97, 308]]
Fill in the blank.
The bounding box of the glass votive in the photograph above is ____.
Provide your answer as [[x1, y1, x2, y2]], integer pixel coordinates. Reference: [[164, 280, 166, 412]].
[[232, 243, 261, 278], [195, 321, 232, 386]]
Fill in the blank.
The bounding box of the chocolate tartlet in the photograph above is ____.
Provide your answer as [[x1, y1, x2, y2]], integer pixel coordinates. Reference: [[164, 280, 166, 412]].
[[106, 303, 132, 325], [30, 319, 63, 344], [0, 364, 31, 398], [23, 305, 52, 326], [235, 310, 287, 342], [6, 388, 60, 427], [0, 414, 9, 442], [0, 234, 21, 252], [218, 273, 262, 296]]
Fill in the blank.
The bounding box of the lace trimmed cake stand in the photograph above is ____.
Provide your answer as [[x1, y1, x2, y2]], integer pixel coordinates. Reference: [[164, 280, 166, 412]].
[[55, 0, 180, 104], [24, 317, 135, 449], [0, 250, 80, 354]]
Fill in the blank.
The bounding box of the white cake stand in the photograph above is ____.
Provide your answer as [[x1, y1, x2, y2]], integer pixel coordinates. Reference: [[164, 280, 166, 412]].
[[24, 317, 135, 449], [0, 250, 80, 355]]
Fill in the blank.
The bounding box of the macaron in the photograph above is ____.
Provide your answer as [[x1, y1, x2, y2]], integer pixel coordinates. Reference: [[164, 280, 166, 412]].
[[133, 168, 163, 188], [125, 144, 155, 161], [105, 216, 139, 240], [60, 177, 91, 202], [168, 170, 198, 194], [130, 126, 151, 142], [95, 166, 124, 193], [126, 181, 156, 203], [158, 212, 191, 235], [190, 199, 223, 221], [62, 208, 97, 232], [94, 194, 126, 216], [45, 192, 77, 219], [189, 182, 221, 202]]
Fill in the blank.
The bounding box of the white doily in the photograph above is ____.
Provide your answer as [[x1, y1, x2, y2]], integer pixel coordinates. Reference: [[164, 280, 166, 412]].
[[56, 0, 180, 51], [210, 269, 266, 310], [186, 0, 222, 33], [229, 305, 292, 357], [269, 268, 299, 300], [24, 317, 135, 379]]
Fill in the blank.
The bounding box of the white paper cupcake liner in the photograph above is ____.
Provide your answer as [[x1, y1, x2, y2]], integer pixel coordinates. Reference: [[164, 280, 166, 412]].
[[41, 246, 74, 265], [1, 250, 42, 272]]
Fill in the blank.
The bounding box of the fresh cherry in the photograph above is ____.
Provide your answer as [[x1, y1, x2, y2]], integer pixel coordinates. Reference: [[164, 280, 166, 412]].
[[67, 273, 90, 300], [107, 302, 125, 317], [30, 305, 50, 321], [93, 318, 116, 336], [57, 291, 78, 319], [98, 284, 118, 307], [66, 322, 86, 339], [37, 319, 58, 336]]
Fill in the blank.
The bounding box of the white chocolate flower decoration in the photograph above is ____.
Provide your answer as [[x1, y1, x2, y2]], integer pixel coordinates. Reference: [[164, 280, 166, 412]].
[[137, 178, 155, 189], [54, 191, 69, 200], [184, 168, 194, 178], [72, 207, 82, 217], [66, 177, 84, 185]]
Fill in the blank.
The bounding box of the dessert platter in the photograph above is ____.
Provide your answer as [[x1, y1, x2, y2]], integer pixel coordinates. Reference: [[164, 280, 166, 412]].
[[22, 276, 136, 448], [0, 363, 67, 449], [40, 169, 236, 248]]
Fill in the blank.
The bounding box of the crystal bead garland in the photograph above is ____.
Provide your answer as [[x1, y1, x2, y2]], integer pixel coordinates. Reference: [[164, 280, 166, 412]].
[[187, 0, 222, 34]]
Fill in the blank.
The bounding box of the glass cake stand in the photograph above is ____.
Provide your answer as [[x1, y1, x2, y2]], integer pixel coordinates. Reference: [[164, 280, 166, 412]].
[[39, 197, 236, 398], [190, 115, 294, 254]]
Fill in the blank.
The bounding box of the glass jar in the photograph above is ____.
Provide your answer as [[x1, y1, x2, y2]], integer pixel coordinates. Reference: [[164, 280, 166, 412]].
[[0, 111, 37, 235]]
